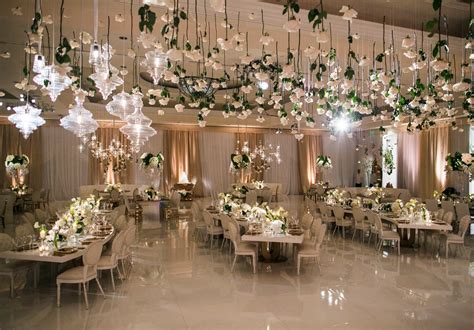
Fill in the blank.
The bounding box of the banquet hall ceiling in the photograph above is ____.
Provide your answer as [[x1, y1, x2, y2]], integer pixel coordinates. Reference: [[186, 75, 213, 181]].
[[0, 0, 470, 131], [263, 0, 471, 38]]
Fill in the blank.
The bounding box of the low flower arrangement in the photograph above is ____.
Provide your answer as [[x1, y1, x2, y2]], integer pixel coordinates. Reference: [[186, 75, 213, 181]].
[[177, 189, 192, 199], [139, 152, 164, 171], [316, 155, 332, 169], [383, 147, 395, 175], [252, 180, 266, 190], [105, 183, 122, 193], [365, 186, 385, 203], [325, 188, 347, 206], [5, 154, 30, 176], [144, 186, 158, 200], [445, 151, 474, 180], [11, 184, 29, 196], [230, 153, 251, 172]]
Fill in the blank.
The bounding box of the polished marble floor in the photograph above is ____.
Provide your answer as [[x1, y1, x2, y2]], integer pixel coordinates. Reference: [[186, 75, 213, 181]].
[[1, 196, 473, 329]]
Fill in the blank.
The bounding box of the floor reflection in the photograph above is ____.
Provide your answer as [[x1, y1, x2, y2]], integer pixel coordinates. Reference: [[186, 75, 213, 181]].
[[0, 196, 472, 329]]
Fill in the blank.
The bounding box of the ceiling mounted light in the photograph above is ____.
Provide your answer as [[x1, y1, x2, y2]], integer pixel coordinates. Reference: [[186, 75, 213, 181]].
[[60, 90, 98, 138], [141, 50, 168, 85], [106, 91, 134, 120]]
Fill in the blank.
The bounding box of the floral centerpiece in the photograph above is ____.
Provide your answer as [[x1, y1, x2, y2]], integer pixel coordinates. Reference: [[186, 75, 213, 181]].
[[217, 192, 241, 214], [383, 147, 395, 175], [229, 153, 251, 173], [316, 155, 332, 169], [325, 188, 347, 206], [139, 152, 164, 175], [365, 186, 385, 204], [176, 189, 192, 200], [144, 186, 158, 200], [253, 180, 265, 190], [11, 184, 29, 196], [445, 151, 474, 181], [35, 195, 101, 251], [105, 183, 122, 193]]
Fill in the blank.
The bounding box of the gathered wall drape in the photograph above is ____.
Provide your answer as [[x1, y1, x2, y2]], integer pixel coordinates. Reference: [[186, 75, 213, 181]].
[[264, 133, 301, 195], [397, 127, 452, 198], [41, 127, 89, 201], [163, 130, 203, 196], [0, 125, 43, 190], [297, 135, 323, 192], [199, 131, 235, 196], [322, 134, 357, 187]]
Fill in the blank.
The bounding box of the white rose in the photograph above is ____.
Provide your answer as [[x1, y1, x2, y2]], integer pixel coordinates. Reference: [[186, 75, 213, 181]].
[[283, 19, 301, 33], [461, 153, 472, 165]]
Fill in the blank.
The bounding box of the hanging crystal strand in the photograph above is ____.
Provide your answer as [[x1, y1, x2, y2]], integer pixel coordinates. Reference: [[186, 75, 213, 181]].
[[89, 0, 101, 66]]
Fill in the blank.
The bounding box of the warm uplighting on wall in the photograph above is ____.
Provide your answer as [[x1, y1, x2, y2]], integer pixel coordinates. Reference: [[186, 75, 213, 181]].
[[179, 171, 190, 183]]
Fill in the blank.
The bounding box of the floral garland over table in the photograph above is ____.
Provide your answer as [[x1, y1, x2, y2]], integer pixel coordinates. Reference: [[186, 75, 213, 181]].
[[35, 195, 102, 253], [445, 151, 474, 180], [316, 155, 332, 169], [139, 152, 164, 175]]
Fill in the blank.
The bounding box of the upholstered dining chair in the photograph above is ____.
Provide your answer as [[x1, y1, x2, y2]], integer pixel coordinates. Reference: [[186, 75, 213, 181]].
[[202, 210, 223, 249], [228, 222, 258, 274], [317, 202, 336, 230], [440, 201, 455, 215], [441, 215, 470, 258], [0, 233, 38, 297], [14, 222, 35, 238], [332, 206, 353, 238], [97, 231, 126, 291], [0, 198, 8, 228], [245, 190, 258, 205], [260, 189, 273, 204], [454, 203, 470, 222], [352, 207, 370, 242], [56, 241, 105, 309], [219, 214, 233, 253], [191, 203, 206, 241], [300, 213, 314, 238], [297, 224, 327, 275], [117, 224, 137, 277], [22, 212, 36, 226], [34, 208, 49, 224], [374, 213, 400, 255], [424, 199, 439, 213], [302, 217, 322, 246]]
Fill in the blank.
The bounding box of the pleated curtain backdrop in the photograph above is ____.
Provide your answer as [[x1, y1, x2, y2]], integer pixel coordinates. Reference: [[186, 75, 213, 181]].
[[297, 135, 323, 192], [0, 125, 43, 190], [41, 126, 89, 200], [322, 134, 357, 187], [163, 130, 203, 196], [264, 133, 301, 195], [199, 131, 235, 196]]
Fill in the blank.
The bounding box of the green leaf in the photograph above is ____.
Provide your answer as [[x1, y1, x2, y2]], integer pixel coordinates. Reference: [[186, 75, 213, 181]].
[[308, 8, 318, 22], [173, 16, 180, 27], [180, 11, 187, 20], [344, 66, 355, 80], [139, 21, 145, 32], [292, 3, 300, 13], [433, 0, 442, 11], [22, 65, 28, 77], [375, 53, 385, 62]]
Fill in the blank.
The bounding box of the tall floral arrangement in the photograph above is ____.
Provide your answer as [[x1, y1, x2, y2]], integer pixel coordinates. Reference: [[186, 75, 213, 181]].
[[139, 152, 164, 172], [5, 154, 30, 176], [445, 151, 474, 180], [229, 153, 251, 172]]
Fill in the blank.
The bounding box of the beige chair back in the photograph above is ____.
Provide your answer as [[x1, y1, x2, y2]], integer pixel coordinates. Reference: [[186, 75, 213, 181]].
[[300, 213, 314, 230], [352, 207, 365, 224], [83, 241, 103, 269], [332, 206, 344, 220], [309, 217, 322, 237], [434, 208, 445, 221], [170, 191, 180, 207], [457, 215, 470, 239], [111, 231, 126, 258], [124, 224, 137, 247], [424, 199, 438, 212], [455, 203, 470, 221], [245, 190, 257, 205], [15, 222, 35, 238], [0, 233, 14, 252], [443, 211, 454, 225]]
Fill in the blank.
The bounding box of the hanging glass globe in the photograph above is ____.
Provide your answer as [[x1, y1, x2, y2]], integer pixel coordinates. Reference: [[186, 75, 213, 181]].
[[32, 54, 46, 74], [33, 64, 72, 102], [89, 45, 123, 100], [105, 91, 134, 120], [8, 103, 45, 139], [120, 94, 156, 153], [60, 89, 98, 137], [89, 41, 101, 66], [141, 50, 168, 85]]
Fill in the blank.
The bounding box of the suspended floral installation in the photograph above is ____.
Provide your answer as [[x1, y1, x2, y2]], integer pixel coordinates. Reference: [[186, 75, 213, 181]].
[[445, 151, 474, 181], [6, 0, 473, 143], [316, 155, 332, 169], [139, 152, 165, 176]]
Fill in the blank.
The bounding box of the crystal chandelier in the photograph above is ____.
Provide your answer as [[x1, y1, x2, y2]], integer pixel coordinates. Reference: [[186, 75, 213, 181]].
[[8, 102, 45, 139], [89, 135, 131, 161], [60, 90, 98, 137], [89, 44, 123, 100], [141, 50, 168, 85], [120, 94, 156, 153], [105, 91, 134, 120]]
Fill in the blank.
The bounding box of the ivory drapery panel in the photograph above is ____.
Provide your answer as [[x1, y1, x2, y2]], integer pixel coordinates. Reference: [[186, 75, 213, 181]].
[[0, 125, 43, 190], [397, 127, 451, 198], [199, 131, 235, 196], [235, 132, 265, 182], [163, 130, 203, 196], [323, 134, 357, 187], [264, 133, 301, 195], [41, 126, 89, 200], [297, 135, 323, 192]]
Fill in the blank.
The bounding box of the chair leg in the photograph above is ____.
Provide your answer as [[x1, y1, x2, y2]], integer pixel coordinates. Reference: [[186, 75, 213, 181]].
[[231, 255, 237, 272], [352, 229, 356, 240], [95, 278, 105, 297], [316, 257, 322, 273], [397, 240, 400, 255], [10, 275, 14, 298], [252, 255, 257, 274], [82, 282, 89, 309], [446, 243, 449, 259], [110, 269, 115, 291], [297, 256, 301, 275], [56, 283, 61, 307]]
